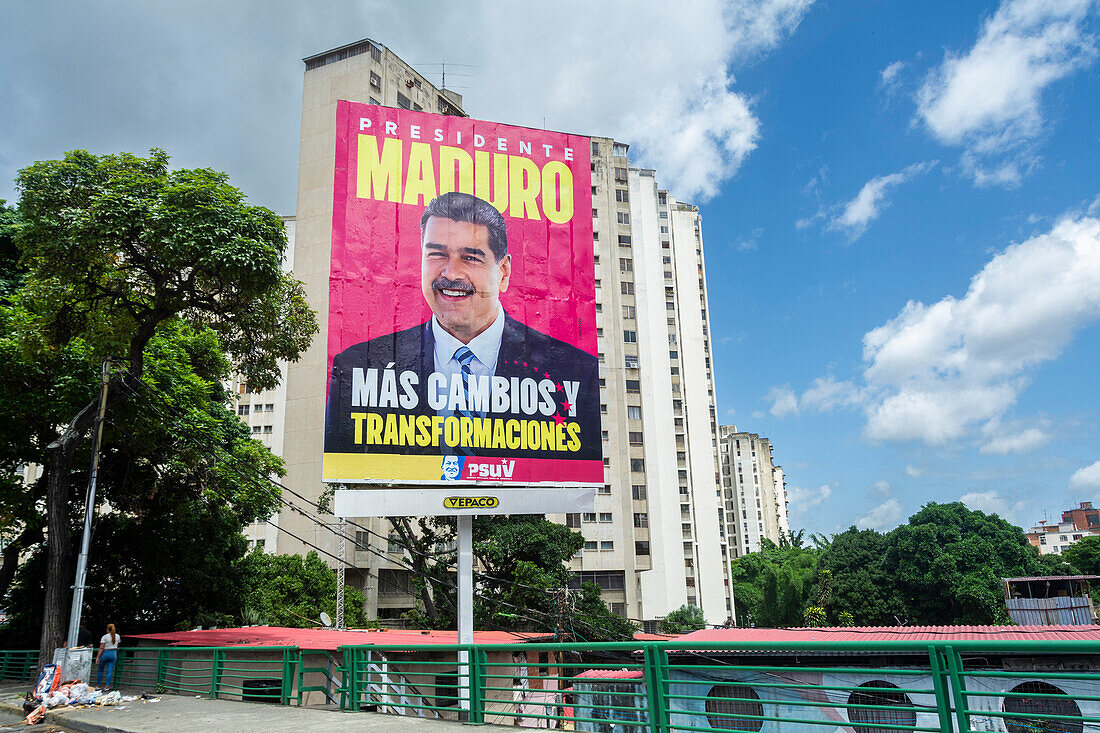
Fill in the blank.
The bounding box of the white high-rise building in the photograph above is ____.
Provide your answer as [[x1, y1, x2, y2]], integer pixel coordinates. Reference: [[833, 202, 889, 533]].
[[263, 39, 735, 627], [718, 427, 790, 555]]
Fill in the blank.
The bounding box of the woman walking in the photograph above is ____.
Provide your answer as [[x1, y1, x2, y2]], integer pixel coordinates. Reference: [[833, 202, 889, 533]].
[[96, 624, 120, 689]]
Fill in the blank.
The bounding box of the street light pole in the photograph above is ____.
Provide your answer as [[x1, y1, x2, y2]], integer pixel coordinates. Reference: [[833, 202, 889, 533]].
[[66, 360, 112, 648]]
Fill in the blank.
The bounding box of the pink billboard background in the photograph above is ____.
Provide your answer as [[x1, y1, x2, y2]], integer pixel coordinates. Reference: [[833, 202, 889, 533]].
[[328, 101, 596, 375]]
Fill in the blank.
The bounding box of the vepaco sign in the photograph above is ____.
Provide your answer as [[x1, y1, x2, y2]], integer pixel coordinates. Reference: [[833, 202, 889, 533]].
[[443, 496, 500, 509]]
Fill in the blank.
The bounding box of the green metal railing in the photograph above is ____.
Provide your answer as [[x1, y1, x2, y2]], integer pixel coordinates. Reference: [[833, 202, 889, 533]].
[[114, 646, 297, 704], [0, 650, 36, 681], [4, 639, 1099, 731], [338, 638, 1100, 732]]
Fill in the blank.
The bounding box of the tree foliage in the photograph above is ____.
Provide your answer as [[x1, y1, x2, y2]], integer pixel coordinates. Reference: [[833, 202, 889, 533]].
[[388, 514, 634, 640], [659, 604, 706, 634], [0, 149, 317, 660], [240, 550, 370, 629], [732, 502, 1067, 627], [1063, 536, 1100, 576]]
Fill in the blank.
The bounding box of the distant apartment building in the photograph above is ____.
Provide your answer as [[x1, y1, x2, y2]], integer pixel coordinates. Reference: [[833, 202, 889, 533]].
[[1026, 501, 1100, 555], [718, 427, 790, 555], [262, 38, 733, 627]]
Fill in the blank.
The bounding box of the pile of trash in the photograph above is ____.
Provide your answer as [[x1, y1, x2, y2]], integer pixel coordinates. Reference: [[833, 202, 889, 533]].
[[20, 663, 153, 725]]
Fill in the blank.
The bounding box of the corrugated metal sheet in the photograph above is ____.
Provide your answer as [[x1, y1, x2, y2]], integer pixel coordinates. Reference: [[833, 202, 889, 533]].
[[677, 624, 1100, 643], [130, 626, 554, 651], [1006, 597, 1094, 626], [1004, 575, 1100, 582], [573, 669, 645, 679]]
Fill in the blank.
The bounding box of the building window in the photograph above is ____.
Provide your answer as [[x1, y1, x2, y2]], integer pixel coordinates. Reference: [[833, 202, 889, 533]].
[[615, 189, 629, 203], [846, 682, 916, 733], [613, 143, 629, 157], [635, 541, 650, 555], [591, 141, 599, 156], [396, 92, 413, 109], [370, 71, 381, 89], [599, 512, 612, 522], [614, 167, 628, 182], [582, 512, 596, 522], [618, 235, 632, 246], [566, 513, 580, 528], [633, 513, 648, 528], [619, 258, 633, 272], [387, 534, 403, 553], [632, 484, 647, 500], [627, 406, 642, 420], [238, 405, 249, 416], [599, 484, 612, 495], [1002, 681, 1082, 733], [625, 380, 640, 393], [631, 458, 645, 472], [706, 685, 763, 731], [621, 282, 634, 295], [584, 541, 597, 551], [600, 541, 614, 551], [623, 305, 636, 319], [623, 330, 637, 344], [617, 212, 631, 225], [263, 425, 273, 434], [629, 431, 644, 445], [252, 426, 261, 434], [354, 531, 370, 549], [624, 356, 639, 369]]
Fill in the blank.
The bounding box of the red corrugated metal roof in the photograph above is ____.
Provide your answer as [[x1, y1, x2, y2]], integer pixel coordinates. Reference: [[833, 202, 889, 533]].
[[574, 669, 645, 680], [130, 626, 554, 651], [1004, 575, 1100, 582], [634, 632, 678, 641], [676, 625, 1100, 643]]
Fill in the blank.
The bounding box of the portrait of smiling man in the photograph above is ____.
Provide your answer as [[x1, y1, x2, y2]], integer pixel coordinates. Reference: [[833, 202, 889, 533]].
[[324, 191, 600, 461]]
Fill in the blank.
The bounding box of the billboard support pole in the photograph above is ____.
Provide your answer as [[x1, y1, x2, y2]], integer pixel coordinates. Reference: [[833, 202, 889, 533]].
[[457, 513, 473, 717]]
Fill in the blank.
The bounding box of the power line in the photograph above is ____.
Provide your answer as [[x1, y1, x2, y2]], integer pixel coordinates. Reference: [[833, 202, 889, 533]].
[[116, 377, 636, 640]]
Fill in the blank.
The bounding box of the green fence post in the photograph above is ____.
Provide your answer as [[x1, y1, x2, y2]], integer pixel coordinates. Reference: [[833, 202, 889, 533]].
[[473, 646, 489, 724], [283, 648, 296, 706], [944, 645, 971, 733], [643, 643, 669, 733], [927, 645, 956, 733], [210, 648, 222, 700], [113, 649, 126, 687], [156, 649, 167, 692]]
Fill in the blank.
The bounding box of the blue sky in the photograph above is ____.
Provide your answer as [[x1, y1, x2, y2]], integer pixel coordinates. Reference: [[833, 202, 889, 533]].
[[1, 0, 1098, 534]]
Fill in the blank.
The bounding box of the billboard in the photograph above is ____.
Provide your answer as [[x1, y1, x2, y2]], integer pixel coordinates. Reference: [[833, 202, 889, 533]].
[[323, 101, 602, 486]]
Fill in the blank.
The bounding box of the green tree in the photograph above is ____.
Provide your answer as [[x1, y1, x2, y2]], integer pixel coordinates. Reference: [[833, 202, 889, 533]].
[[731, 539, 822, 627], [1063, 536, 1100, 575], [819, 527, 908, 626], [4, 150, 316, 661], [240, 550, 370, 629], [659, 604, 706, 634], [882, 502, 1046, 624]]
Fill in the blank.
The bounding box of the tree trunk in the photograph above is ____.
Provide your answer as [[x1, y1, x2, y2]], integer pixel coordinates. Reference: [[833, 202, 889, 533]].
[[0, 524, 44, 603], [38, 400, 98, 667]]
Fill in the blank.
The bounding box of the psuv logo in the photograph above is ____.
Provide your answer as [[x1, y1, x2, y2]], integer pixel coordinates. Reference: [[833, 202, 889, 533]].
[[466, 459, 516, 479], [443, 496, 500, 509]]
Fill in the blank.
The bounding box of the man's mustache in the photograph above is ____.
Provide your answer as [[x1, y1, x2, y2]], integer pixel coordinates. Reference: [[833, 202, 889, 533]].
[[433, 277, 476, 295]]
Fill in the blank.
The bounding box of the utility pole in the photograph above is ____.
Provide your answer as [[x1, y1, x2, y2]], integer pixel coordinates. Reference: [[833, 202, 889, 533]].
[[335, 517, 346, 630], [66, 360, 112, 648]]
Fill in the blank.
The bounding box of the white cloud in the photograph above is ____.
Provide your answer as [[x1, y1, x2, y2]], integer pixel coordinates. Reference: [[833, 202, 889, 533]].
[[0, 1, 817, 210], [979, 426, 1052, 454], [917, 0, 1099, 186], [879, 60, 906, 88], [868, 480, 892, 497], [904, 465, 924, 478], [828, 161, 938, 239], [734, 227, 764, 252], [1069, 460, 1100, 490], [860, 213, 1100, 445], [800, 376, 866, 412], [960, 490, 1027, 521], [767, 384, 800, 417], [788, 483, 833, 509], [486, 0, 816, 201], [855, 498, 903, 530]]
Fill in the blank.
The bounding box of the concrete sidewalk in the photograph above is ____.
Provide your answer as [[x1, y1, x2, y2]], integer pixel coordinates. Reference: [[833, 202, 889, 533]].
[[0, 684, 486, 732]]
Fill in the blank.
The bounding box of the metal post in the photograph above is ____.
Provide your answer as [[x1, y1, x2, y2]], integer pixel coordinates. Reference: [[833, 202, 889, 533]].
[[336, 517, 346, 630], [66, 360, 112, 648], [457, 514, 473, 717]]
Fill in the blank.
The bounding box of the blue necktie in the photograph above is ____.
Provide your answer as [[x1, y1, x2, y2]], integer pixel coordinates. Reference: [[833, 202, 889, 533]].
[[454, 346, 479, 421]]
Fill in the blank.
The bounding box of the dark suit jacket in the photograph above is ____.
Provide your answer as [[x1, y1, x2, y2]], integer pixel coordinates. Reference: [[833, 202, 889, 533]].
[[325, 314, 601, 460]]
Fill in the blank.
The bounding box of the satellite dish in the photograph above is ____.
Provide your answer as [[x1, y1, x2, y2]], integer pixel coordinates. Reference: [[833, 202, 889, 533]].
[[320, 612, 333, 628]]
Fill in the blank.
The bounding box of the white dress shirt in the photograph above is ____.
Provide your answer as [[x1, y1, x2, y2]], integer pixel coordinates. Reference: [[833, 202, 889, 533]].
[[431, 307, 506, 381]]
